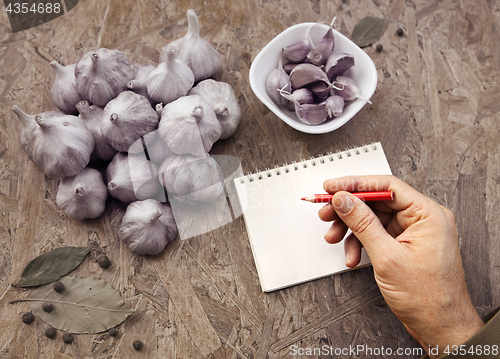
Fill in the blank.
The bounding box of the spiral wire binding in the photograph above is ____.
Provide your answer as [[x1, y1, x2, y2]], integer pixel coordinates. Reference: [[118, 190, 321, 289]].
[[237, 143, 379, 183]]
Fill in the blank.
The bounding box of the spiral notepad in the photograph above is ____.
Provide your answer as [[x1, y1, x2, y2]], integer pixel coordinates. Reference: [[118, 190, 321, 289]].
[[233, 142, 392, 292]]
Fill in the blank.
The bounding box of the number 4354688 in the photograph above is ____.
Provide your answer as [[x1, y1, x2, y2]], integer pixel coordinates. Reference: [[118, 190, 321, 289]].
[[5, 3, 61, 14]]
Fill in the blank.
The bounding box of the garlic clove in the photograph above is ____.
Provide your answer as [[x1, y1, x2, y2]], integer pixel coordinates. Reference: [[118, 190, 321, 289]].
[[56, 167, 107, 220], [158, 95, 221, 157], [289, 63, 331, 90], [12, 105, 94, 179], [160, 9, 221, 82], [324, 95, 345, 117], [119, 199, 177, 255], [106, 152, 160, 204], [282, 39, 311, 63], [77, 100, 117, 161], [75, 48, 133, 107], [266, 58, 291, 105], [308, 81, 331, 100], [102, 91, 159, 152], [188, 79, 242, 139], [325, 53, 355, 79], [127, 64, 156, 105], [50, 62, 83, 115], [279, 88, 315, 110], [334, 75, 372, 104], [158, 153, 225, 203], [294, 101, 329, 125], [283, 63, 300, 74], [307, 19, 336, 66], [147, 47, 194, 105]]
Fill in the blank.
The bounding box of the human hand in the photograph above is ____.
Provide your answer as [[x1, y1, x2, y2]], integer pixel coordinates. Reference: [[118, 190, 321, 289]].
[[319, 175, 483, 358]]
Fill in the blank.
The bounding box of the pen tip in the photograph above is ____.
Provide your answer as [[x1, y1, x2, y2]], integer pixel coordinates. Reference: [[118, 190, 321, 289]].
[[300, 197, 306, 201]]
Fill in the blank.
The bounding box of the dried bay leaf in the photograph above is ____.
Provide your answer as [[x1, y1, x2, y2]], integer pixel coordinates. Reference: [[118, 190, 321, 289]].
[[12, 276, 134, 333], [351, 17, 388, 48], [15, 247, 91, 287]]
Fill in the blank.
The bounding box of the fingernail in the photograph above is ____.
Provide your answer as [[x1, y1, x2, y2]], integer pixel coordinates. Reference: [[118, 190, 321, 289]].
[[345, 252, 351, 266], [333, 194, 353, 215]]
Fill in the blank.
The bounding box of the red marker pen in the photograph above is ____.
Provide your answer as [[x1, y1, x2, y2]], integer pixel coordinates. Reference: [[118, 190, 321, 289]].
[[301, 191, 394, 203]]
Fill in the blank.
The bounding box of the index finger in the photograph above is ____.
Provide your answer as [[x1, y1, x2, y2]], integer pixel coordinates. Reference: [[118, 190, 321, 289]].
[[323, 175, 423, 212]]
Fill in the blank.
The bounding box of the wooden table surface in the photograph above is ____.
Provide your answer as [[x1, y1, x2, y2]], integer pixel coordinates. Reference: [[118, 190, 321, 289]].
[[1, 0, 499, 358]]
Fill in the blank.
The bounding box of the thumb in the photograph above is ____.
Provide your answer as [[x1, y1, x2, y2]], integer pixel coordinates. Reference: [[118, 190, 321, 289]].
[[332, 191, 392, 259]]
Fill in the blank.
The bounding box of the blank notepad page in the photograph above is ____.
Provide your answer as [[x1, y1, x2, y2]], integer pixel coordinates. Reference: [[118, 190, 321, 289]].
[[234, 143, 392, 292]]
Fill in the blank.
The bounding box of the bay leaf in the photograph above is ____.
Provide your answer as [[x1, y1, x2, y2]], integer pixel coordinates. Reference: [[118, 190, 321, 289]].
[[351, 17, 388, 48], [15, 276, 134, 333], [15, 247, 91, 287]]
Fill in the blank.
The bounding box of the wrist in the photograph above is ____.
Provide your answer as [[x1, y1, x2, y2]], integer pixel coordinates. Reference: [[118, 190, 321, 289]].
[[422, 307, 484, 358]]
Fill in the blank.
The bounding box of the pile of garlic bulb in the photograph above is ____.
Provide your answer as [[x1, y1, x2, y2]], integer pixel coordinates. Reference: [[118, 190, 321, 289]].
[[266, 19, 371, 126], [11, 9, 242, 256]]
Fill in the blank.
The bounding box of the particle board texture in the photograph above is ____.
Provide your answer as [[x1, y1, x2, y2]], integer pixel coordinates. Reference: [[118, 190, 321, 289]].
[[0, 0, 499, 358]]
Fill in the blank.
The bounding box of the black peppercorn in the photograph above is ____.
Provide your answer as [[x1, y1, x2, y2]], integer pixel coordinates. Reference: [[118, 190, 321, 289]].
[[109, 328, 118, 337], [375, 44, 383, 52], [42, 302, 53, 312], [45, 327, 57, 339], [97, 255, 111, 269], [53, 281, 65, 293], [396, 27, 404, 36], [133, 340, 143, 350], [21, 312, 35, 324], [62, 333, 73, 344]]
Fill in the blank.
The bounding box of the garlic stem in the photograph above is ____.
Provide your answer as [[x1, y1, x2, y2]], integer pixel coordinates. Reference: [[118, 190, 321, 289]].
[[108, 181, 117, 191], [75, 185, 86, 198], [12, 105, 35, 127], [330, 16, 337, 28], [76, 101, 90, 117], [192, 105, 203, 122], [214, 105, 229, 117], [35, 115, 43, 126], [50, 61, 65, 75], [155, 103, 163, 117], [110, 113, 119, 123], [149, 209, 162, 223], [127, 80, 136, 89], [166, 47, 176, 64], [186, 9, 200, 38]]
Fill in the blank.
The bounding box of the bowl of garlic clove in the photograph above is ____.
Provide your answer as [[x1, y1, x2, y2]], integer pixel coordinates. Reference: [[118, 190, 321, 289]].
[[249, 22, 377, 134]]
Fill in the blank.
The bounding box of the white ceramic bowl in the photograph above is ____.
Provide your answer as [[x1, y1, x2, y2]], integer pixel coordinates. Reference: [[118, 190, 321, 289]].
[[249, 23, 377, 134]]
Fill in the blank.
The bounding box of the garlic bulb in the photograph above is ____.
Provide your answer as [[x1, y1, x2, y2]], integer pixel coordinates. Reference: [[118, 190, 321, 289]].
[[147, 47, 194, 105], [12, 105, 94, 179], [188, 79, 241, 139], [127, 64, 156, 105], [77, 101, 117, 161], [158, 153, 224, 202], [106, 152, 160, 204], [102, 91, 159, 152], [143, 130, 173, 166], [158, 95, 221, 157], [160, 9, 221, 82], [56, 167, 107, 220], [118, 199, 177, 255], [50, 62, 83, 114], [75, 48, 133, 106]]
